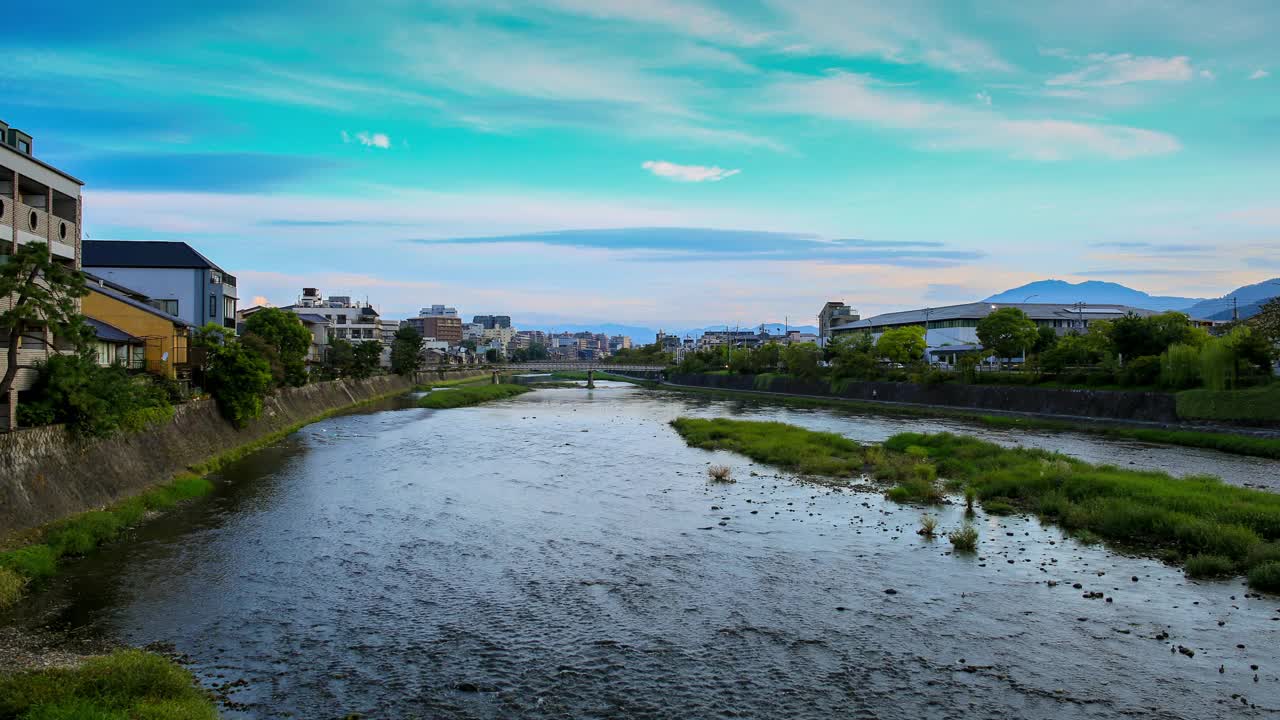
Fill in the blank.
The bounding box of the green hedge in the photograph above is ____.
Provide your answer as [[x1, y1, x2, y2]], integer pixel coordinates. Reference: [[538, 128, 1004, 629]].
[[1176, 384, 1280, 423]]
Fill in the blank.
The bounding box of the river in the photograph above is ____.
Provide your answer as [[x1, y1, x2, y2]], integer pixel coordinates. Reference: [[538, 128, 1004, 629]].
[[9, 383, 1280, 718]]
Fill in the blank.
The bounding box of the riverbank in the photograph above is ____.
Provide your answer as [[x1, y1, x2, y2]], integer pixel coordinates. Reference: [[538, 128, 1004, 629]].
[[659, 377, 1280, 460], [0, 370, 488, 608], [670, 417, 1280, 592]]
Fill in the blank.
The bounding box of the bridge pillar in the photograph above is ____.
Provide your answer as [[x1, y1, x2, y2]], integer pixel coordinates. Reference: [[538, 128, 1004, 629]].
[[492, 371, 499, 385], [587, 369, 595, 389]]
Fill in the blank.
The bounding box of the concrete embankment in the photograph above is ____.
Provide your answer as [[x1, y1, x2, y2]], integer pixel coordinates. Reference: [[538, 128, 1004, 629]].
[[668, 373, 1181, 424], [0, 369, 486, 538]]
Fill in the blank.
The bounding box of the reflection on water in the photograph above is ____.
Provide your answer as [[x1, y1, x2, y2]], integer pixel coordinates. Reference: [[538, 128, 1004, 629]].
[[14, 386, 1280, 718]]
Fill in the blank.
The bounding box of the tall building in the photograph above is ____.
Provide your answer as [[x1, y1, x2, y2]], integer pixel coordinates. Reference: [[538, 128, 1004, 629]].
[[513, 330, 547, 349], [818, 301, 859, 347], [1, 119, 84, 429], [472, 314, 512, 329]]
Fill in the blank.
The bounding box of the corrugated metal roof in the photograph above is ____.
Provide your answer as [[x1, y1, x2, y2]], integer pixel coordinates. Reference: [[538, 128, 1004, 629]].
[[836, 302, 1165, 331]]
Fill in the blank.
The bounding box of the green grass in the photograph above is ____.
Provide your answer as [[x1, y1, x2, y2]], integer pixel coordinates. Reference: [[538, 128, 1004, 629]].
[[669, 417, 865, 477], [0, 474, 216, 609], [0, 567, 24, 608], [660, 382, 1280, 460], [669, 417, 1280, 591], [417, 383, 532, 409], [1184, 554, 1237, 579], [414, 373, 492, 390], [886, 431, 1280, 589], [0, 649, 218, 720], [1248, 562, 1280, 592], [1177, 384, 1280, 423], [550, 370, 645, 384]]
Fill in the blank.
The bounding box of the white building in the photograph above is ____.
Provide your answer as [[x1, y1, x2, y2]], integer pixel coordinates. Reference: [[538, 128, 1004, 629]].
[[284, 288, 388, 366], [421, 304, 458, 317]]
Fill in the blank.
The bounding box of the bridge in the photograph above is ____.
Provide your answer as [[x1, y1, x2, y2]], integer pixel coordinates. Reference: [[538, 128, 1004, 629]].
[[484, 361, 668, 388]]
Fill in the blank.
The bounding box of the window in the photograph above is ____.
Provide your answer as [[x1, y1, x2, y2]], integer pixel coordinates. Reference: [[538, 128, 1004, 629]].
[[336, 315, 347, 324], [29, 210, 38, 231], [17, 140, 30, 154], [210, 271, 222, 285], [224, 297, 236, 318], [150, 299, 179, 316], [209, 295, 217, 317]]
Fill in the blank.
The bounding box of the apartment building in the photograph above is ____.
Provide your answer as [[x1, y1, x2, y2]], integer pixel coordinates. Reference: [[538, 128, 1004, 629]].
[[1, 119, 84, 429], [404, 314, 463, 346], [512, 330, 547, 349], [472, 314, 512, 330]]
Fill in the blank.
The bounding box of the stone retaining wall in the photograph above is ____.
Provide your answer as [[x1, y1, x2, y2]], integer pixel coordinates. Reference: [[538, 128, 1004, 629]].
[[668, 373, 1180, 424], [0, 369, 486, 537]]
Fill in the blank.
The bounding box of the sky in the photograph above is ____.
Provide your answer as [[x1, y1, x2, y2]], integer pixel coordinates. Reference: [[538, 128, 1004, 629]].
[[3, 0, 1278, 327]]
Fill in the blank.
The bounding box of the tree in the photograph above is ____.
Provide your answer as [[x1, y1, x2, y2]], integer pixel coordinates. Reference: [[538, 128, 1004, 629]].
[[244, 308, 311, 386], [351, 340, 382, 379], [1108, 311, 1194, 361], [1249, 297, 1280, 349], [875, 326, 926, 365], [781, 342, 823, 380], [322, 339, 356, 379], [976, 309, 1038, 365], [1032, 326, 1059, 355], [484, 348, 501, 363], [18, 353, 173, 437], [390, 325, 424, 375], [0, 242, 89, 406], [526, 342, 549, 361], [830, 333, 878, 381], [460, 339, 478, 352], [205, 341, 273, 428]]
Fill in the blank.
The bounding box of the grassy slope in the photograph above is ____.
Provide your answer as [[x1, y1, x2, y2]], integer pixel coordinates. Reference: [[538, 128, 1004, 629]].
[[660, 381, 1280, 460], [417, 383, 532, 409], [669, 417, 1280, 590], [1177, 384, 1280, 423], [0, 649, 218, 719]]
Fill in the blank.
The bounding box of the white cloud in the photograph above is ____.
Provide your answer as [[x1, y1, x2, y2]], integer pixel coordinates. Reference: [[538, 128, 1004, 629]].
[[344, 130, 391, 148], [765, 72, 1179, 160], [1199, 69, 1215, 79], [975, 91, 992, 106], [764, 0, 1011, 73], [1046, 53, 1195, 87], [642, 160, 741, 182], [1251, 69, 1270, 80]]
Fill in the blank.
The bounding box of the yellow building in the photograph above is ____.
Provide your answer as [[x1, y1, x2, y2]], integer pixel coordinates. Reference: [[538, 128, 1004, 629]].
[[81, 274, 189, 378]]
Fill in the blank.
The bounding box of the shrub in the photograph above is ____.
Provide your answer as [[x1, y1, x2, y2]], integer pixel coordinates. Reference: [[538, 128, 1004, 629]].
[[44, 511, 125, 556], [21, 354, 173, 437], [1248, 562, 1280, 593], [1119, 355, 1162, 387], [1184, 554, 1237, 579], [0, 545, 59, 580], [707, 465, 734, 483], [983, 499, 1015, 515], [0, 567, 24, 609], [1176, 385, 1280, 423], [948, 524, 979, 552]]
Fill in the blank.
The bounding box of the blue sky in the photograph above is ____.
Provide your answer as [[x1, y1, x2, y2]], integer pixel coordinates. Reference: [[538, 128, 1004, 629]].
[[4, 0, 1278, 326]]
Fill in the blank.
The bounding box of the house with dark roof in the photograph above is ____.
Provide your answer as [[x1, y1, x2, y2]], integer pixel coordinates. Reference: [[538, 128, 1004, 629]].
[[83, 240, 238, 331], [84, 318, 145, 370], [82, 273, 191, 378]]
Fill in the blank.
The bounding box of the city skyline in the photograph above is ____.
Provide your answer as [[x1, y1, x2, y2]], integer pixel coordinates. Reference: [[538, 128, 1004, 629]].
[[4, 1, 1278, 325]]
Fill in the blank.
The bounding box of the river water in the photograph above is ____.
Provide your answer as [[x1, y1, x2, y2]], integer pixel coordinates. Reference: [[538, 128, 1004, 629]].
[[11, 384, 1280, 718]]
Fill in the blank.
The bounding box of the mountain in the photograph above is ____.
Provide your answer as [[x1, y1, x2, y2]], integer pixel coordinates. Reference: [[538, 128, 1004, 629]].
[[1180, 278, 1280, 320], [984, 280, 1201, 312]]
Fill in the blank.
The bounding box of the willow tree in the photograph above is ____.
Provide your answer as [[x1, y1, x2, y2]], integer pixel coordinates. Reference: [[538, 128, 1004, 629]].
[[0, 242, 88, 405]]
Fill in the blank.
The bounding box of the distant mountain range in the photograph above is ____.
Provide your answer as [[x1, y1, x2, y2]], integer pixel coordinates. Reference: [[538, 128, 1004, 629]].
[[985, 278, 1279, 320], [984, 280, 1201, 312]]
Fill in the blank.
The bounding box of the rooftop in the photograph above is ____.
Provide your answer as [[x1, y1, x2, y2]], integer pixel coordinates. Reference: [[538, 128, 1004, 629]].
[[835, 301, 1187, 331], [84, 272, 190, 327], [84, 317, 142, 345], [83, 240, 226, 271]]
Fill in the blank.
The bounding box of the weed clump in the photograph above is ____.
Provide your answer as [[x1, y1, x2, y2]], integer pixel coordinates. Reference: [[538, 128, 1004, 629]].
[[1248, 562, 1280, 593], [670, 417, 865, 477], [1184, 554, 1237, 579], [948, 524, 979, 552], [982, 499, 1015, 516], [918, 515, 938, 537], [707, 465, 734, 483], [0, 567, 24, 609]]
